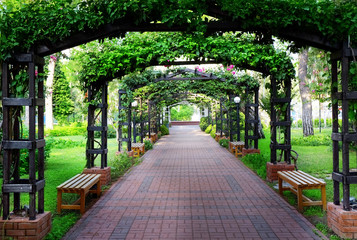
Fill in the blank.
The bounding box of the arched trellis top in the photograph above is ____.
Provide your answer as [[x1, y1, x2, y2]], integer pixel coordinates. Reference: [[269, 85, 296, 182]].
[[1, 0, 356, 60], [69, 32, 293, 91], [121, 67, 259, 104], [130, 68, 258, 90]]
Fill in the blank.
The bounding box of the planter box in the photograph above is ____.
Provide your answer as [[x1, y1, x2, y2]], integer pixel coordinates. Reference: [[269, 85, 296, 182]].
[[242, 148, 261, 156], [0, 211, 51, 240], [328, 202, 357, 239], [83, 166, 111, 186], [266, 162, 295, 182]]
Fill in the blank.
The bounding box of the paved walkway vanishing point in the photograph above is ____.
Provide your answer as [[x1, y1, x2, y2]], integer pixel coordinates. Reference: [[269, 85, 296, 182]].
[[64, 126, 325, 240]]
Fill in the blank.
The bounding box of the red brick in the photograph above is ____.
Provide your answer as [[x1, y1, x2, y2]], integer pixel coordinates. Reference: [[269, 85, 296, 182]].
[[0, 222, 12, 229], [18, 236, 38, 240], [7, 229, 26, 236], [26, 229, 36, 235], [18, 222, 37, 229]]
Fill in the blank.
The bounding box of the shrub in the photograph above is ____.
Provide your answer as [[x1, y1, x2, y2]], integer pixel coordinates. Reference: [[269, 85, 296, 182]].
[[45, 125, 87, 137], [158, 132, 162, 139], [210, 125, 216, 138], [313, 118, 324, 128], [47, 138, 86, 149], [144, 139, 153, 151], [325, 118, 332, 127], [241, 153, 269, 179], [199, 117, 210, 131], [160, 125, 169, 135], [292, 135, 331, 146], [19, 138, 53, 176], [219, 138, 229, 149], [205, 124, 212, 134], [94, 124, 116, 138], [297, 119, 302, 128], [109, 152, 135, 179]]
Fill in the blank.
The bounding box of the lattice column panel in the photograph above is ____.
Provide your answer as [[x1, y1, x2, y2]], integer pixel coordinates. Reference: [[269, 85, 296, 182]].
[[244, 87, 259, 149], [270, 76, 292, 164], [132, 98, 144, 143], [156, 105, 161, 132], [2, 53, 45, 220], [331, 42, 357, 211], [118, 90, 132, 152], [86, 81, 108, 169], [148, 101, 157, 134]]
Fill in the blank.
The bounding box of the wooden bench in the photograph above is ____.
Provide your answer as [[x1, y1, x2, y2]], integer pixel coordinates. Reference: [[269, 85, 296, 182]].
[[229, 141, 244, 157], [132, 142, 145, 157], [57, 174, 101, 214], [146, 133, 157, 143], [278, 170, 326, 212], [215, 132, 225, 142]]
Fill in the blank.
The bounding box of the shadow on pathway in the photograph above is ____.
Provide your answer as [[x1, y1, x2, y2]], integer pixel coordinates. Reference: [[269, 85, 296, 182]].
[[64, 126, 326, 240]]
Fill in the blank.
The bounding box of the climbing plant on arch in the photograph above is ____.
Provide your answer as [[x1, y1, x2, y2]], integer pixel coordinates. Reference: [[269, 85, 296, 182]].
[[72, 32, 292, 163], [0, 2, 357, 239]]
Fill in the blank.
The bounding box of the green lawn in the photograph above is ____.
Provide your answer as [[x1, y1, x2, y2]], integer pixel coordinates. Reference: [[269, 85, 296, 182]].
[[257, 127, 348, 239], [2, 135, 121, 239], [44, 136, 120, 239]]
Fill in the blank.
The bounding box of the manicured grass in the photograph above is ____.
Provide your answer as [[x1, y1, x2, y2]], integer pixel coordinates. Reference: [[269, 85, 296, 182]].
[[258, 127, 344, 239], [1, 135, 125, 240]]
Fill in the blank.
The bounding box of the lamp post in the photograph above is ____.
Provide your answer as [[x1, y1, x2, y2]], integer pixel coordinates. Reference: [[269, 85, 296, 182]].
[[234, 96, 241, 141]]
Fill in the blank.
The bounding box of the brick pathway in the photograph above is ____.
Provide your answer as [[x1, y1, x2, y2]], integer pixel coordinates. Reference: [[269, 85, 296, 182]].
[[64, 126, 325, 240]]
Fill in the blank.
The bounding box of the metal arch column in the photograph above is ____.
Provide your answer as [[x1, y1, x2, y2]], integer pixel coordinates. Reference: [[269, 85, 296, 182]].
[[86, 81, 108, 169], [270, 75, 292, 164], [2, 53, 45, 220], [330, 41, 357, 211]]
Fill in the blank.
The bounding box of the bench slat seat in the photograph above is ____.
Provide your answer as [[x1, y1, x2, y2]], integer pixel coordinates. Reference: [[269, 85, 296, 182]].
[[278, 170, 326, 212], [57, 174, 101, 214], [132, 142, 145, 157], [229, 141, 244, 157]]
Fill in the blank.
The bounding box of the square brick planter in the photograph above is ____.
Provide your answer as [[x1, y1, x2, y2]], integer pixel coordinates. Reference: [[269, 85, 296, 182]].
[[266, 162, 295, 182], [0, 211, 51, 240], [83, 166, 111, 186], [242, 148, 261, 156], [328, 202, 357, 239]]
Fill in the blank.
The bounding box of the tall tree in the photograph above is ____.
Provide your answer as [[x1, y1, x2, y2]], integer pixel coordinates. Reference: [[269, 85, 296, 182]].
[[307, 48, 330, 132], [45, 55, 56, 129], [53, 63, 74, 124], [298, 47, 314, 136]]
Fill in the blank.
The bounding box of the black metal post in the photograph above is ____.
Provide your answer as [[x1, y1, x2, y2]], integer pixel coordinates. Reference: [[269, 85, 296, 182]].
[[331, 57, 340, 205], [140, 98, 144, 143], [254, 87, 259, 149], [237, 101, 240, 141], [244, 88, 249, 149], [148, 100, 151, 138], [220, 98, 223, 137], [133, 109, 137, 143], [229, 96, 233, 142], [128, 103, 132, 152]]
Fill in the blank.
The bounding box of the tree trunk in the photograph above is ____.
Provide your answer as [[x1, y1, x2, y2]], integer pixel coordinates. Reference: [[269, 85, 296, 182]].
[[319, 97, 322, 133], [45, 58, 56, 129], [298, 48, 314, 136]]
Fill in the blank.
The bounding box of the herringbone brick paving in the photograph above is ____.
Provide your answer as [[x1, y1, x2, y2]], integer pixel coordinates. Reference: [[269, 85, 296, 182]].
[[64, 126, 326, 240]]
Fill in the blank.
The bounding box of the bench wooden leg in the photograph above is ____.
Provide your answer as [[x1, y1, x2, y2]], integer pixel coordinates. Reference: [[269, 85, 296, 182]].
[[96, 180, 101, 197], [297, 187, 303, 212], [321, 185, 327, 211], [57, 190, 62, 214], [80, 191, 85, 215], [278, 177, 283, 195]]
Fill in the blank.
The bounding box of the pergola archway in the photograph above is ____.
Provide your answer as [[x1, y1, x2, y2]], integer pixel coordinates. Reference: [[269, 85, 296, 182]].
[[0, 1, 356, 230], [117, 68, 259, 153]]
